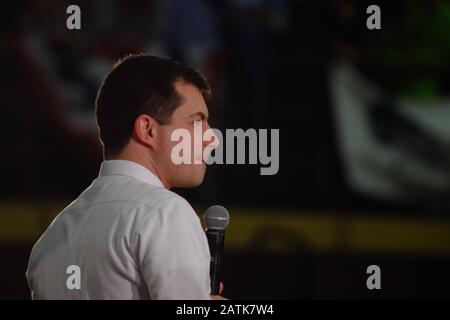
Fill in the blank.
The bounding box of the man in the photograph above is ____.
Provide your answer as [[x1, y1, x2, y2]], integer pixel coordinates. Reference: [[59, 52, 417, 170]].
[[26, 54, 223, 299]]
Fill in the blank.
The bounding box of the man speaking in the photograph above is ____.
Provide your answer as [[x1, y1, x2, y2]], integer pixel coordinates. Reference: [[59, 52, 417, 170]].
[[26, 54, 222, 300]]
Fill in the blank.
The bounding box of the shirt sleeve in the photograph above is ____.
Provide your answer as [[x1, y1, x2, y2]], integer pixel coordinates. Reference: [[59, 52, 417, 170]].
[[134, 197, 211, 300]]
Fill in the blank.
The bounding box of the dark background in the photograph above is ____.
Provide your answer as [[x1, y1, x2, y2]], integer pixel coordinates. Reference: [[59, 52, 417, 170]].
[[1, 0, 450, 299]]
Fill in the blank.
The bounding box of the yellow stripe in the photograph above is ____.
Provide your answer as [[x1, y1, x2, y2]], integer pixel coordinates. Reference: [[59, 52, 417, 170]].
[[1, 202, 450, 256]]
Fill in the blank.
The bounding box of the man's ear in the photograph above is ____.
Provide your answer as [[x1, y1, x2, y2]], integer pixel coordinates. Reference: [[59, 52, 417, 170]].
[[134, 114, 159, 149]]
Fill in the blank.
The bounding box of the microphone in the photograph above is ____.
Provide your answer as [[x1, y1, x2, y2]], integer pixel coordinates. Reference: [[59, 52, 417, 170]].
[[204, 205, 230, 295]]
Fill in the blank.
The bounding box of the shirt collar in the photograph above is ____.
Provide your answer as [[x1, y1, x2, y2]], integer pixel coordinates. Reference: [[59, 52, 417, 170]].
[[98, 160, 165, 188]]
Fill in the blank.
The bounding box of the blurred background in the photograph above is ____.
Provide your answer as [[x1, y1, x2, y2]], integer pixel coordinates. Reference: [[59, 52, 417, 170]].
[[1, 0, 450, 299]]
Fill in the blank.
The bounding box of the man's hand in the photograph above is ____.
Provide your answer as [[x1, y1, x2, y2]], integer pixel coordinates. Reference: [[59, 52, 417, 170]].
[[210, 282, 227, 300]]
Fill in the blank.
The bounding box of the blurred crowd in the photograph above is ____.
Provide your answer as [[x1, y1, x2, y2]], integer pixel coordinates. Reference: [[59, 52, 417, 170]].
[[1, 0, 450, 211]]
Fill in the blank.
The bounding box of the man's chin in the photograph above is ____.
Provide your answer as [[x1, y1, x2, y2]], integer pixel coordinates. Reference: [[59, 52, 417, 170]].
[[173, 175, 205, 189]]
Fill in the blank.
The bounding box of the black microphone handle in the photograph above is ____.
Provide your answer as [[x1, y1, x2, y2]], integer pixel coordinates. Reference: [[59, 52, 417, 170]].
[[206, 228, 225, 295]]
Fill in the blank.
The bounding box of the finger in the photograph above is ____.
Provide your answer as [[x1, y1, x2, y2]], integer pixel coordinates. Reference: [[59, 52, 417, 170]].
[[211, 295, 228, 300], [219, 282, 224, 295]]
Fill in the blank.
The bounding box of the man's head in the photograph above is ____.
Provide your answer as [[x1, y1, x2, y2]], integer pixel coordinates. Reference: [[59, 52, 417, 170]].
[[96, 54, 215, 189]]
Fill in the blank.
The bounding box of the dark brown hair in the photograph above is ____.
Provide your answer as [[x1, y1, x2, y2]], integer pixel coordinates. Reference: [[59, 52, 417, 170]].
[[95, 54, 210, 156]]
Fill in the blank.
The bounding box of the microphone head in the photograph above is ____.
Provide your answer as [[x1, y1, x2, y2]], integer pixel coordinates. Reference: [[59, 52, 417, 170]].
[[204, 205, 230, 230]]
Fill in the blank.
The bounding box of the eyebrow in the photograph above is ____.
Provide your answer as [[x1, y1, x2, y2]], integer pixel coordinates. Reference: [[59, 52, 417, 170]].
[[187, 112, 208, 120]]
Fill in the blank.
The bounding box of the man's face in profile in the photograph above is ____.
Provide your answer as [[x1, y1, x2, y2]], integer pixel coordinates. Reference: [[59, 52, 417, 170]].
[[156, 81, 215, 188]]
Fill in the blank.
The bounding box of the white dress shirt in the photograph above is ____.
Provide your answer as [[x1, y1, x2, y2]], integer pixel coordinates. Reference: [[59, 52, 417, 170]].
[[26, 160, 211, 300]]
